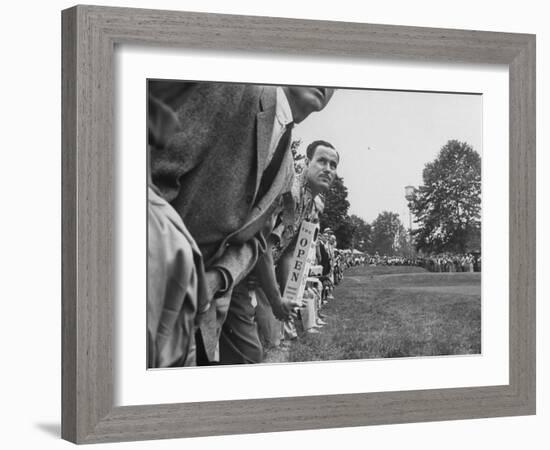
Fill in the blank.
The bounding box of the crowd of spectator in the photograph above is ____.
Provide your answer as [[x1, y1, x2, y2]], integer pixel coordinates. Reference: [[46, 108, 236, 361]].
[[418, 253, 481, 272], [345, 252, 481, 273], [145, 80, 481, 368], [147, 81, 339, 367]]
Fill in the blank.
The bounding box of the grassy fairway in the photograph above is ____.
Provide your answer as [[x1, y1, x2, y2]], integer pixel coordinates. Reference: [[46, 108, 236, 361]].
[[288, 265, 481, 362]]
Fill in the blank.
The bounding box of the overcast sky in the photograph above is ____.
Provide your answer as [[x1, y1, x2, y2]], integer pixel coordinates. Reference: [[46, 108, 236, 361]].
[[293, 88, 482, 224]]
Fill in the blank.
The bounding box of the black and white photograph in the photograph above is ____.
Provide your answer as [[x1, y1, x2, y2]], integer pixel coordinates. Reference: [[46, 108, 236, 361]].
[[147, 79, 482, 369], [3, 0, 544, 446]]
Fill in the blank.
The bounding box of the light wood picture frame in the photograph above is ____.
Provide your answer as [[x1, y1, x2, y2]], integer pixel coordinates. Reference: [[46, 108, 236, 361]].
[[61, 4, 535, 444]]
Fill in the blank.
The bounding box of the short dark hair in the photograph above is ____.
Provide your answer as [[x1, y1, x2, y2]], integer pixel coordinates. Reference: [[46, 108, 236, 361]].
[[306, 140, 339, 162]]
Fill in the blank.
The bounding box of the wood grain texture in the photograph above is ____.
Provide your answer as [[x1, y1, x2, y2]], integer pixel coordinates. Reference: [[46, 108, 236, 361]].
[[61, 4, 536, 444], [62, 5, 115, 442], [508, 36, 536, 410], [61, 6, 77, 443]]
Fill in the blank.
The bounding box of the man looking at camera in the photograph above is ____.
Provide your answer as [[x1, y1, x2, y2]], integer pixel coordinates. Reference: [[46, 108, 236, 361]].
[[254, 140, 340, 353]]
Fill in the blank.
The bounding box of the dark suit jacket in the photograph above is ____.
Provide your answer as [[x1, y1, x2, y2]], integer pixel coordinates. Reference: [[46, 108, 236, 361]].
[[150, 82, 294, 358], [318, 241, 332, 276]]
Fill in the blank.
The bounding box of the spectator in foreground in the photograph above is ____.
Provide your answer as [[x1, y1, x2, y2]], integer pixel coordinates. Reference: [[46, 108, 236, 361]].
[[147, 89, 209, 368], [255, 140, 340, 351], [149, 82, 335, 365]]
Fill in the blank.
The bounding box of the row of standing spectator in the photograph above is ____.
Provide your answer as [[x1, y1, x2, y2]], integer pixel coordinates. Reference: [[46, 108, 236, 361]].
[[331, 252, 481, 273]]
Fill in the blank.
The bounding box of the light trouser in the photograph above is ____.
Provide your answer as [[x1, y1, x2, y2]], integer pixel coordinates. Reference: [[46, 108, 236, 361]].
[[300, 288, 319, 331]]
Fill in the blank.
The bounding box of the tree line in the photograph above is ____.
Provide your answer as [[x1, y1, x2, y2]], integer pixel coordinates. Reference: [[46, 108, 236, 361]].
[[305, 139, 481, 255]]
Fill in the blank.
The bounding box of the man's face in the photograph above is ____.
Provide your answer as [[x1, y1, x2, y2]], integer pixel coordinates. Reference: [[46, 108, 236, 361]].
[[283, 87, 335, 123], [306, 145, 339, 194]]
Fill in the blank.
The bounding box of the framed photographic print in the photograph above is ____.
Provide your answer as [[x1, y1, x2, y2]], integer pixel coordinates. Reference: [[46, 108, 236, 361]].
[[62, 4, 535, 444]]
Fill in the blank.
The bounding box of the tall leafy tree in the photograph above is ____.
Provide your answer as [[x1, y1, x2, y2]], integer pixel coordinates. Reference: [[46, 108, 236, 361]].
[[349, 214, 372, 252], [370, 211, 405, 256], [411, 140, 481, 253], [319, 175, 352, 248]]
